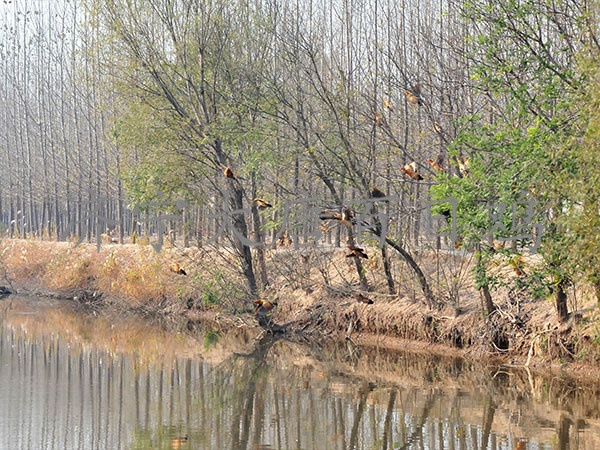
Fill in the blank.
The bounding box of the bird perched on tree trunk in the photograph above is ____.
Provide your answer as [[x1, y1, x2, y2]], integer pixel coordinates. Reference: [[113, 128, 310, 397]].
[[169, 263, 187, 275], [346, 244, 368, 259], [224, 166, 235, 179], [401, 162, 423, 180]]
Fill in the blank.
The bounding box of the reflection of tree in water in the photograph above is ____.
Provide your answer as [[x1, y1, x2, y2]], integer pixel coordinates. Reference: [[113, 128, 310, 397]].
[[0, 300, 599, 449]]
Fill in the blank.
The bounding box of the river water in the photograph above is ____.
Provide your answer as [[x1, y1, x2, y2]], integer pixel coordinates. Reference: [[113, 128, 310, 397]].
[[0, 295, 599, 449]]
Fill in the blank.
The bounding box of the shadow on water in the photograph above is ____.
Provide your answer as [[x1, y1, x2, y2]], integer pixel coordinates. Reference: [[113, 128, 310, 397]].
[[0, 294, 600, 449]]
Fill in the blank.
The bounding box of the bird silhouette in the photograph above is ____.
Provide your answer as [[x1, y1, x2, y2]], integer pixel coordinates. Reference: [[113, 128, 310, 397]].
[[371, 187, 386, 198], [253, 198, 272, 210], [346, 244, 368, 259], [354, 293, 374, 304], [169, 263, 187, 275]]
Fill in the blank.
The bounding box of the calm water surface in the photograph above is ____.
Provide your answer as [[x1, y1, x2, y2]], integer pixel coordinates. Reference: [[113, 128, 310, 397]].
[[0, 295, 599, 449]]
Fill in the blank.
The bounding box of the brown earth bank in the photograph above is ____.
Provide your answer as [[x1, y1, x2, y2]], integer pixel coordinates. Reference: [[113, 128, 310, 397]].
[[1, 238, 600, 381]]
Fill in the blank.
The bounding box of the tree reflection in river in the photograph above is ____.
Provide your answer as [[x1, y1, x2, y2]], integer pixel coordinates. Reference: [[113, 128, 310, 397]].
[[0, 296, 599, 449]]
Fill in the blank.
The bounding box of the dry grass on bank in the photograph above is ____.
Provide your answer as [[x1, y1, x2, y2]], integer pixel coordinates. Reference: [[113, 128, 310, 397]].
[[0, 238, 248, 314]]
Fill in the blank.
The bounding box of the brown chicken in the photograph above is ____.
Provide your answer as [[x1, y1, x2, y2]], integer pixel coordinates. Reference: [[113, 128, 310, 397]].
[[453, 237, 464, 249], [401, 162, 423, 180], [253, 299, 278, 313], [346, 244, 368, 259], [373, 111, 383, 126], [319, 210, 352, 227], [171, 436, 188, 449], [224, 167, 235, 179], [493, 240, 506, 250], [277, 231, 293, 247], [457, 157, 470, 176], [510, 254, 525, 276], [354, 293, 374, 305], [427, 156, 444, 172], [371, 187, 386, 198], [342, 207, 355, 224], [169, 263, 187, 276], [404, 90, 421, 105], [253, 198, 272, 210]]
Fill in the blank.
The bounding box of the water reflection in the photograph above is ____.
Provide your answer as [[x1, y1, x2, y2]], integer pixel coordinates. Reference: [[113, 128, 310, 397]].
[[0, 295, 599, 449]]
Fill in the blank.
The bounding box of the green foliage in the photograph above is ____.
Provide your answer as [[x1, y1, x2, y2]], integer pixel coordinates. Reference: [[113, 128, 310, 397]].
[[430, 0, 590, 302], [556, 46, 600, 286]]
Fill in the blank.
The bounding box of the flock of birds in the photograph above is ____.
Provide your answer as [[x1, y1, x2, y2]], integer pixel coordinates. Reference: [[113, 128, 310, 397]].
[[172, 89, 477, 320]]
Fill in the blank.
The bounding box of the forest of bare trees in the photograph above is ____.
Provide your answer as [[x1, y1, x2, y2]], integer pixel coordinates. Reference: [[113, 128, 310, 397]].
[[0, 0, 599, 320]]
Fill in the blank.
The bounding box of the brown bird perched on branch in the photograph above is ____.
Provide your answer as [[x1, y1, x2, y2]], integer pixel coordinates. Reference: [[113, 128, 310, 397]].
[[319, 209, 352, 227], [253, 299, 278, 313], [346, 244, 368, 259], [373, 111, 383, 126], [354, 293, 374, 305], [404, 89, 422, 105], [371, 187, 386, 198], [383, 98, 393, 111], [401, 162, 423, 180], [427, 156, 444, 172], [224, 166, 235, 179], [342, 207, 355, 224], [169, 263, 187, 275], [456, 157, 470, 176], [253, 198, 272, 210]]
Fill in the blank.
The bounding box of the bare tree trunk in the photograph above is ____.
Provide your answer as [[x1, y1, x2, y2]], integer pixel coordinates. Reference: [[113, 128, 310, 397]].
[[251, 174, 268, 289], [555, 279, 569, 323], [475, 247, 496, 316], [384, 236, 435, 308]]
